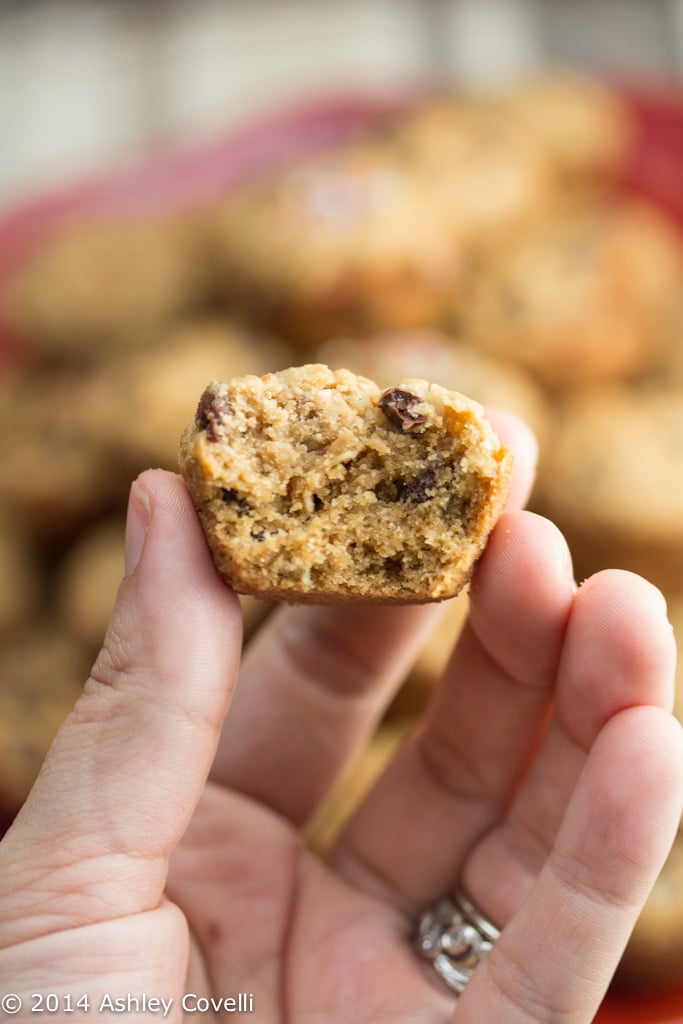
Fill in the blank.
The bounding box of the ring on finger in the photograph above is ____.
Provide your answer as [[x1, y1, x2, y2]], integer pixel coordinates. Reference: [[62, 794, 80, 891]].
[[414, 887, 500, 994]]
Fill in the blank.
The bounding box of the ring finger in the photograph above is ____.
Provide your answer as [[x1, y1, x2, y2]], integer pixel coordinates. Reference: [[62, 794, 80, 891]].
[[461, 568, 677, 924]]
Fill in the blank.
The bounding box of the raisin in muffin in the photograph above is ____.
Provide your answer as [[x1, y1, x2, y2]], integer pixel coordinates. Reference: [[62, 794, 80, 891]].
[[179, 364, 511, 604]]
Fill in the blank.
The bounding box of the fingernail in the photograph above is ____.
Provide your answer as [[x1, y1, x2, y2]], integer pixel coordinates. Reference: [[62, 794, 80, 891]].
[[125, 480, 151, 575]]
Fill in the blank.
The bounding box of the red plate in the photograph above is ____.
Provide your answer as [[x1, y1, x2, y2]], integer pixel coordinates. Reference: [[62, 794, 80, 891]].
[[0, 84, 682, 1021]]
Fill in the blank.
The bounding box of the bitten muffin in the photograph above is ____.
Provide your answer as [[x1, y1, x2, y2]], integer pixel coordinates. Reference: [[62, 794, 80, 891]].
[[537, 387, 683, 590], [179, 365, 511, 604], [462, 198, 683, 390], [210, 141, 470, 345]]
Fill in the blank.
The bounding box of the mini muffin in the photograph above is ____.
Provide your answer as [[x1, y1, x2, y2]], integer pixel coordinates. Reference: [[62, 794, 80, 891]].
[[0, 622, 87, 815], [390, 95, 552, 240], [0, 508, 42, 635], [55, 516, 126, 652], [503, 71, 634, 181], [463, 198, 683, 389], [90, 318, 294, 473], [3, 211, 209, 358], [537, 387, 683, 590], [643, 301, 683, 390], [211, 141, 470, 345], [179, 365, 511, 604], [317, 330, 550, 451], [0, 368, 124, 538]]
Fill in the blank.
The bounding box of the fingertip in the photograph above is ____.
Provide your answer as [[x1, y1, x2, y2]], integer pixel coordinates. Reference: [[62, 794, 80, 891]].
[[571, 704, 683, 883], [473, 510, 575, 599], [468, 511, 576, 685], [131, 468, 240, 604], [566, 568, 676, 719], [124, 477, 151, 575], [116, 469, 243, 677]]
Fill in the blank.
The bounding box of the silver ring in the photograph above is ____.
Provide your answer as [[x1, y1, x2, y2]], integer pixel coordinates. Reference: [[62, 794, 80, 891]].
[[414, 887, 500, 994]]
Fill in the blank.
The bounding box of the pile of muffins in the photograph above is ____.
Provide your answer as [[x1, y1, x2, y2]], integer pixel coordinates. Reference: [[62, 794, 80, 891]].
[[1, 70, 682, 991]]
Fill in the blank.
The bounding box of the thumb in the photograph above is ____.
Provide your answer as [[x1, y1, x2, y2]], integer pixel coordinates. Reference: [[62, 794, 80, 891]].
[[0, 469, 242, 946]]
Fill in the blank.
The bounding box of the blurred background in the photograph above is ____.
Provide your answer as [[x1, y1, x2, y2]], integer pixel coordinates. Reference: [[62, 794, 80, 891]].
[[2, 0, 683, 205], [1, 3, 683, 1012]]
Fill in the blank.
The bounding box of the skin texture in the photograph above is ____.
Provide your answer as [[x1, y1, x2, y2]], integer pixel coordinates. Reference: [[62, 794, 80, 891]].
[[0, 411, 680, 1024]]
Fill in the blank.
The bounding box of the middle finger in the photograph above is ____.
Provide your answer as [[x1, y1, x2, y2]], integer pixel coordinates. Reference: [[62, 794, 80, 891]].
[[329, 510, 576, 912]]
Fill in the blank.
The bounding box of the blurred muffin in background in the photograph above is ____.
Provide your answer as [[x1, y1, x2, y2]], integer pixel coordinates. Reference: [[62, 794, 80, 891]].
[[211, 140, 473, 345], [0, 508, 42, 634], [0, 621, 87, 815], [537, 387, 683, 590], [55, 513, 272, 655], [55, 516, 125, 652], [394, 72, 632, 194], [461, 198, 683, 390], [3, 210, 211, 359], [503, 70, 635, 181], [89, 318, 294, 474], [0, 367, 124, 540], [617, 833, 683, 992], [317, 330, 550, 451], [388, 96, 552, 250], [642, 301, 683, 389]]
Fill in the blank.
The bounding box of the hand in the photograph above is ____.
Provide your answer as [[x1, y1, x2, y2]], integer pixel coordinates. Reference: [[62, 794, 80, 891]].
[[0, 414, 680, 1024]]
